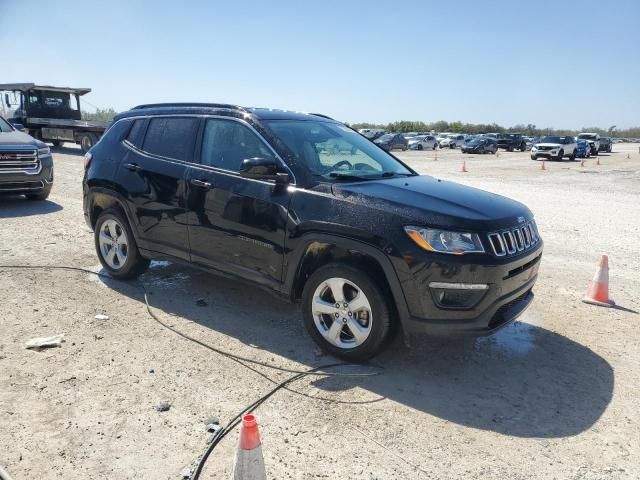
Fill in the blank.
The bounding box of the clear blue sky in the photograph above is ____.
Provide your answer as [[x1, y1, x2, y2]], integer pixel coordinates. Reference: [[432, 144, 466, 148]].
[[1, 0, 638, 129]]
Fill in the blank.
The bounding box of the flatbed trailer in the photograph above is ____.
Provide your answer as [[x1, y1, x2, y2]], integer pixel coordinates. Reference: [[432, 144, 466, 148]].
[[0, 83, 109, 152]]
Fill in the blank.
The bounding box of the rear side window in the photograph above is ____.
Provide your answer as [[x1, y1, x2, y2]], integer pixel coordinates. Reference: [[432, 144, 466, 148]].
[[126, 119, 147, 148], [201, 119, 272, 171], [142, 117, 199, 161]]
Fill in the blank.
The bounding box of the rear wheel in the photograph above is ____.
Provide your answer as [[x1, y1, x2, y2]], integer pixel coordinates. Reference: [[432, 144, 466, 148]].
[[301, 263, 393, 361], [94, 209, 150, 279], [79, 133, 98, 153], [52, 140, 63, 147]]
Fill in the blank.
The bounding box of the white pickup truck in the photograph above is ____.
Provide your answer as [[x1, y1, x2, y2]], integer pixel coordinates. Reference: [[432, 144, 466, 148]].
[[531, 135, 577, 161]]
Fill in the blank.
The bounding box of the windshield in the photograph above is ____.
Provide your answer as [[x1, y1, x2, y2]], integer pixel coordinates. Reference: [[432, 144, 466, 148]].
[[541, 136, 564, 143], [578, 134, 597, 140], [265, 120, 413, 181], [0, 116, 13, 132], [467, 137, 483, 144]]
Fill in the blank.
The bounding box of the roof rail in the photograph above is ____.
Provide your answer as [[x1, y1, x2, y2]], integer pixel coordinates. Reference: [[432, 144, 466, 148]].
[[309, 113, 334, 120], [131, 102, 247, 112]]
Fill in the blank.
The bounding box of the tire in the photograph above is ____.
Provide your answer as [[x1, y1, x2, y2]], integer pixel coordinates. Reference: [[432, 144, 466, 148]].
[[508, 146, 514, 152], [94, 209, 150, 279], [521, 144, 526, 152], [402, 146, 408, 151], [26, 183, 52, 201], [301, 263, 393, 361], [80, 133, 98, 153], [450, 144, 455, 149], [557, 150, 564, 161], [417, 144, 423, 151], [432, 144, 437, 150], [531, 154, 537, 160], [52, 140, 63, 147], [569, 149, 576, 161]]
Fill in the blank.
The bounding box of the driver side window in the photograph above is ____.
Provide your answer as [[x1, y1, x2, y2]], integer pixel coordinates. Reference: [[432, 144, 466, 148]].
[[201, 119, 273, 172]]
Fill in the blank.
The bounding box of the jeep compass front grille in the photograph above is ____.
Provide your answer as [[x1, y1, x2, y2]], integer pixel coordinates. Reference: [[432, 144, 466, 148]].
[[0, 147, 39, 173], [487, 221, 539, 257]]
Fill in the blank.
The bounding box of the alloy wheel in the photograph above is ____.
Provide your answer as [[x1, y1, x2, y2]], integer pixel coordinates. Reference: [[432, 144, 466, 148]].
[[311, 277, 372, 349], [99, 218, 129, 270]]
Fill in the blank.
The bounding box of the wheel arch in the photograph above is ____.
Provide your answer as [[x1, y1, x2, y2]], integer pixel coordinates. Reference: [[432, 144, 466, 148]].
[[86, 187, 136, 233], [284, 234, 411, 333]]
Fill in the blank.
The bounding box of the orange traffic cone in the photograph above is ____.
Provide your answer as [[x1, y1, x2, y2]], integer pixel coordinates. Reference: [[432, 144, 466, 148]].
[[626, 153, 630, 159], [232, 414, 266, 480], [495, 150, 499, 157], [541, 159, 546, 171], [582, 255, 615, 307], [434, 151, 438, 161], [460, 160, 468, 172], [580, 158, 585, 167], [596, 157, 601, 165]]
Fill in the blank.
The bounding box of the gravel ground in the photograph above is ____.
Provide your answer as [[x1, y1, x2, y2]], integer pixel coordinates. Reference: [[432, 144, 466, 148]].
[[1, 143, 639, 479]]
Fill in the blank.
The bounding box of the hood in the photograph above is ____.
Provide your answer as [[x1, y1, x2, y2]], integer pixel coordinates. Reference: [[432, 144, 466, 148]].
[[331, 175, 531, 231], [0, 130, 43, 147], [534, 142, 561, 148]]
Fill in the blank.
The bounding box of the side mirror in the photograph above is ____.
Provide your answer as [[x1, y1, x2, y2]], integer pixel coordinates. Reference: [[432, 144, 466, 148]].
[[9, 121, 25, 132], [239, 157, 289, 184]]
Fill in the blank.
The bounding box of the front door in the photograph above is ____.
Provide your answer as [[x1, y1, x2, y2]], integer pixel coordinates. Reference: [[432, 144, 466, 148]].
[[185, 117, 291, 288]]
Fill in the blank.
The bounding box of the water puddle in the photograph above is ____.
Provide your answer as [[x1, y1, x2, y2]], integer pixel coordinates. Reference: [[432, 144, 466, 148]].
[[475, 310, 545, 355]]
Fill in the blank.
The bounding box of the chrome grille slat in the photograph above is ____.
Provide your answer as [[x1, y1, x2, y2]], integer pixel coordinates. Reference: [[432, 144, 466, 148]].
[[0, 147, 40, 173], [488, 221, 539, 257]]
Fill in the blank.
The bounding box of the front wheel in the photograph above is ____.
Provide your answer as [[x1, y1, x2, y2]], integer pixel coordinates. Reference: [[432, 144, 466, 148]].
[[301, 263, 393, 361], [569, 150, 576, 161], [531, 154, 538, 160], [417, 144, 423, 151], [557, 150, 564, 161], [26, 183, 52, 201], [94, 209, 150, 279]]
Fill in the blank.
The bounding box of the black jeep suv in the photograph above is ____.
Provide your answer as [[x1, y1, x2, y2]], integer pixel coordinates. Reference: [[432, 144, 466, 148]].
[[0, 115, 53, 200], [496, 133, 527, 152], [83, 103, 542, 360]]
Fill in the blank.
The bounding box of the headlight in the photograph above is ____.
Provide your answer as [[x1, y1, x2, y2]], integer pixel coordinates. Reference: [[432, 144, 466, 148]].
[[404, 226, 485, 255], [37, 147, 51, 157], [531, 146, 537, 151]]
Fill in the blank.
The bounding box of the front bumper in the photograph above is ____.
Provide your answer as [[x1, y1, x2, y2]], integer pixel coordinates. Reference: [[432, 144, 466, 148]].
[[531, 148, 560, 158], [398, 242, 543, 337], [0, 155, 53, 195]]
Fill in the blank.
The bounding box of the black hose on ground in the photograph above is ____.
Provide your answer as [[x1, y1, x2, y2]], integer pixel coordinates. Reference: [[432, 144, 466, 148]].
[[0, 265, 383, 479]]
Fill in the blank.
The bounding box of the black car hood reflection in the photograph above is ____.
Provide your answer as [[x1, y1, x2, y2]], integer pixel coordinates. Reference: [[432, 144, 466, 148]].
[[330, 175, 530, 230]]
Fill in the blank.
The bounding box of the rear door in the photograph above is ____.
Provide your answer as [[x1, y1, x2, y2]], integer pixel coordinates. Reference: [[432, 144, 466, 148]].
[[116, 115, 199, 259], [185, 117, 292, 288]]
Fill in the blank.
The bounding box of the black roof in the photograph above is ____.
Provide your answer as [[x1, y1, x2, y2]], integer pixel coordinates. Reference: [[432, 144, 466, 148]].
[[115, 103, 335, 123]]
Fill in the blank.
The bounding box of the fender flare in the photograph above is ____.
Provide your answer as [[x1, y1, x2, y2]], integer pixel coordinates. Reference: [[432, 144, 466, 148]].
[[282, 233, 411, 326]]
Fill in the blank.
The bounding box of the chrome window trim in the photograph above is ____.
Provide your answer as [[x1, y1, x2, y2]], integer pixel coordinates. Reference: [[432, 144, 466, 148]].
[[429, 282, 489, 290], [113, 113, 297, 185]]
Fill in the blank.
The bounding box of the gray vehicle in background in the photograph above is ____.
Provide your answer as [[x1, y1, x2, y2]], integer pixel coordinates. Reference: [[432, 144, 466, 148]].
[[408, 134, 438, 150]]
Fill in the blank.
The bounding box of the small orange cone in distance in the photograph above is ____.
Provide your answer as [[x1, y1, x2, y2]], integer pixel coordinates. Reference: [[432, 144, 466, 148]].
[[460, 160, 468, 172], [232, 414, 267, 480], [541, 159, 546, 171], [434, 151, 438, 161], [580, 158, 585, 167], [582, 255, 615, 307], [596, 157, 601, 165]]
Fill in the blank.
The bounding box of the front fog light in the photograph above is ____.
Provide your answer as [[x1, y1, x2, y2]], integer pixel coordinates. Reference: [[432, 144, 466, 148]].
[[429, 282, 489, 309]]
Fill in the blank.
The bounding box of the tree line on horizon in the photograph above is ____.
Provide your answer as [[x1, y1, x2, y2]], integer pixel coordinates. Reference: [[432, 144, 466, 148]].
[[80, 108, 639, 138]]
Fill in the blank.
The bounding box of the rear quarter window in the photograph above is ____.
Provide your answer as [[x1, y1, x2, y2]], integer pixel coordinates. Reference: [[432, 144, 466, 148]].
[[142, 117, 199, 161], [126, 119, 147, 148]]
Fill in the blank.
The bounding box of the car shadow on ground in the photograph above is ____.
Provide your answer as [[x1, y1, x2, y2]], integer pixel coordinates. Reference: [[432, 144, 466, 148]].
[[97, 261, 614, 440], [0, 196, 63, 218]]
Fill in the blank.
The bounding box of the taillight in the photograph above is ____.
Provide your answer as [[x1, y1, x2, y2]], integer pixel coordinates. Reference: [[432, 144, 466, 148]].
[[83, 152, 93, 170]]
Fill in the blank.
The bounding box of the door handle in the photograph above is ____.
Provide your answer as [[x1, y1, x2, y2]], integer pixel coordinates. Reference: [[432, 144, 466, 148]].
[[190, 179, 212, 189], [124, 162, 142, 172]]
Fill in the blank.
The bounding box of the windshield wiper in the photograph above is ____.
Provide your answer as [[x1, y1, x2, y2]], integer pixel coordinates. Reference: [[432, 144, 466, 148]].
[[328, 172, 378, 181], [380, 171, 414, 178]]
